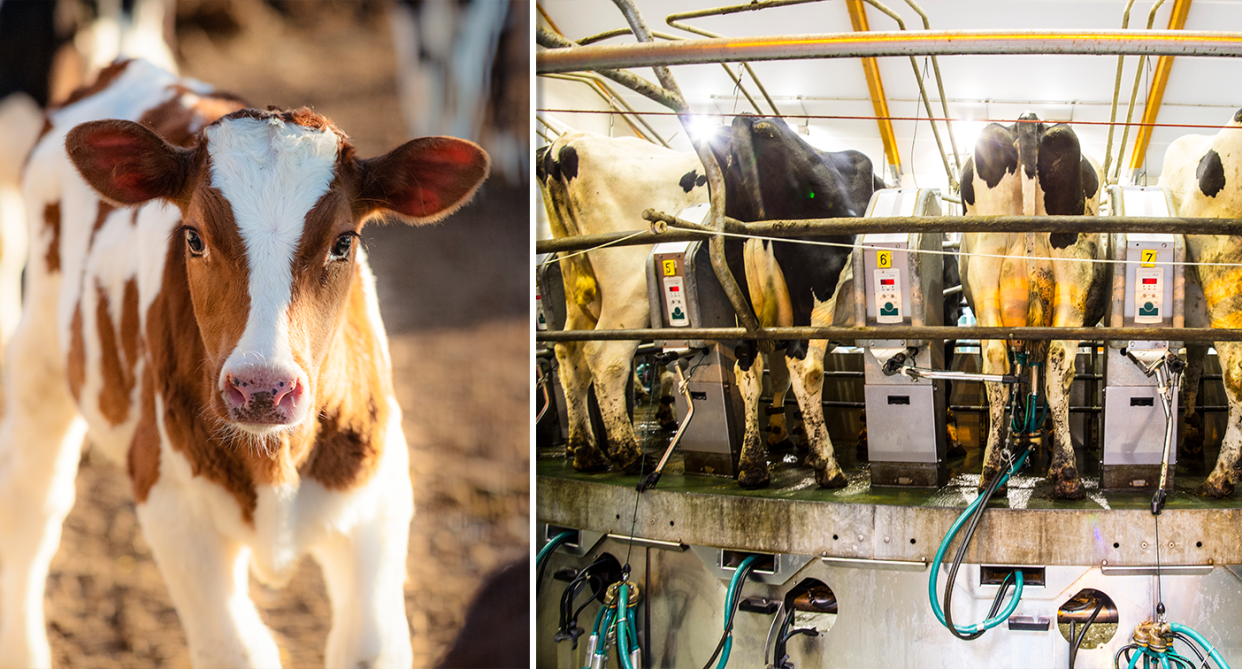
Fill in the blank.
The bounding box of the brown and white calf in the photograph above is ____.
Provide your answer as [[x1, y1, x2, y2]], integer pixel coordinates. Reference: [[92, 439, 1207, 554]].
[[0, 58, 488, 668], [958, 114, 1106, 499]]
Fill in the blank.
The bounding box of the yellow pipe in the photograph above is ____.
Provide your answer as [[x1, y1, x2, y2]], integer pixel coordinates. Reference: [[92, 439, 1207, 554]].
[[846, 0, 901, 173], [1129, 0, 1192, 173]]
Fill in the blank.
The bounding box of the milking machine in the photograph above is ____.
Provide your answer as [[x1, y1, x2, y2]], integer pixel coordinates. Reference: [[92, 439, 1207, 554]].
[[643, 203, 745, 485], [1100, 187, 1186, 493], [537, 253, 570, 444], [855, 188, 950, 487]]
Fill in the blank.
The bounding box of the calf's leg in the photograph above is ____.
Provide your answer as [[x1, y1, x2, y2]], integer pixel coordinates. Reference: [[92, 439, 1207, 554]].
[[137, 475, 283, 668], [0, 284, 87, 669]]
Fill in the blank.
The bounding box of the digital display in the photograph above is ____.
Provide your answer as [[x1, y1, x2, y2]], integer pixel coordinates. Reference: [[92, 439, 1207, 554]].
[[1142, 278, 1157, 285], [880, 279, 895, 286], [669, 286, 680, 292]]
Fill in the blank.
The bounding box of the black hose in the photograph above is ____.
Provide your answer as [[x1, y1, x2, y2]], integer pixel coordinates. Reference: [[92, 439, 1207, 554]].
[[771, 606, 796, 669], [1114, 644, 1139, 669], [701, 560, 758, 669], [555, 556, 616, 648], [943, 388, 1029, 641], [1171, 632, 1207, 666], [1068, 598, 1105, 669]]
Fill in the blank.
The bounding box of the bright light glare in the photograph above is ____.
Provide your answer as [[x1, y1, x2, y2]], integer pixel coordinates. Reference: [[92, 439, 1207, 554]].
[[954, 120, 986, 158], [687, 114, 721, 142]]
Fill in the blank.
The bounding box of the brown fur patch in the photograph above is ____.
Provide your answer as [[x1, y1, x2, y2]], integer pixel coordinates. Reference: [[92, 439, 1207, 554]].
[[67, 301, 84, 402], [43, 202, 61, 273], [128, 366, 161, 504], [138, 85, 248, 148], [96, 281, 137, 426], [89, 200, 116, 247], [53, 59, 131, 110]]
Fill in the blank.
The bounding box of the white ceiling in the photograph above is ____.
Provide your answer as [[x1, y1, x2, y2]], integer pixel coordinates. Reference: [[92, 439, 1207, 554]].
[[537, 0, 1242, 194]]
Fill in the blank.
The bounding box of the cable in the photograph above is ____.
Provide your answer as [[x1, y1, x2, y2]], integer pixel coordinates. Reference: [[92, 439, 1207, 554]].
[[1069, 598, 1105, 669], [702, 556, 758, 669], [537, 530, 577, 595]]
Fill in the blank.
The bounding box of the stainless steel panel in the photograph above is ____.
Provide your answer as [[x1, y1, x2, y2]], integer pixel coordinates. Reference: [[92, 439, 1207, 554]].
[[674, 345, 744, 477], [1101, 385, 1178, 466], [864, 384, 939, 463]]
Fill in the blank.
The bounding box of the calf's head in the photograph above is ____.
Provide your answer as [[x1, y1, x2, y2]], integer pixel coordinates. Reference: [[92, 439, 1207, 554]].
[[66, 109, 489, 435]]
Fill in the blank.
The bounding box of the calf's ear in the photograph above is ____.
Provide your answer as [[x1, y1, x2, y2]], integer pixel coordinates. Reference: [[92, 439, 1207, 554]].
[[66, 120, 194, 206], [356, 136, 489, 224]]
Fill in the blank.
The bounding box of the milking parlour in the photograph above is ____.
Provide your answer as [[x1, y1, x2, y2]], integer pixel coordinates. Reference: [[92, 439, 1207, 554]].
[[535, 1, 1242, 667]]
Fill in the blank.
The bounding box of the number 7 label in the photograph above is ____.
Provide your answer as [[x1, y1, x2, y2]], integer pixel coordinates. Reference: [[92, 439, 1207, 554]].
[[1140, 250, 1157, 267]]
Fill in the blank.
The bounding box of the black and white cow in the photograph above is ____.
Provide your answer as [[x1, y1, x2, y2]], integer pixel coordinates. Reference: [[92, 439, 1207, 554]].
[[707, 115, 884, 488], [537, 132, 708, 473], [958, 114, 1106, 499], [1159, 109, 1242, 498]]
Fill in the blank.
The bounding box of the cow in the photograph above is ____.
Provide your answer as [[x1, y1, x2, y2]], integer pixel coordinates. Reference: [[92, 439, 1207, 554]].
[[0, 58, 489, 668], [536, 132, 707, 473], [1158, 108, 1242, 498], [958, 113, 1106, 499], [706, 115, 884, 489]]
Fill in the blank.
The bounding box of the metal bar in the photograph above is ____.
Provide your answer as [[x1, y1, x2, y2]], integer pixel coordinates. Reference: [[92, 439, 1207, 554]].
[[609, 0, 765, 341], [538, 326, 1242, 343], [541, 73, 658, 143], [1103, 0, 1139, 183], [846, 0, 902, 174], [537, 30, 1242, 74], [1112, 0, 1168, 184], [901, 0, 961, 177], [536, 213, 1242, 254], [1129, 0, 1194, 175], [536, 27, 685, 110], [820, 556, 928, 572], [604, 533, 689, 551], [1100, 564, 1214, 576]]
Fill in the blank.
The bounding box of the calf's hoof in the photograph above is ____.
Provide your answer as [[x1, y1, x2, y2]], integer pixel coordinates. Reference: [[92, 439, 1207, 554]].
[[815, 467, 847, 489], [737, 466, 771, 489], [571, 446, 610, 473], [1198, 475, 1234, 499]]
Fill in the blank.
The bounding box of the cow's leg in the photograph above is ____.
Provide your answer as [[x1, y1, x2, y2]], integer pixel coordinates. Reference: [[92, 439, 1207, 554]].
[[137, 478, 282, 668], [979, 339, 1011, 490], [788, 339, 846, 488], [735, 342, 770, 488], [0, 291, 88, 669], [767, 353, 794, 452], [1202, 342, 1242, 497], [1046, 340, 1085, 499], [554, 303, 607, 471], [583, 338, 643, 472], [654, 364, 678, 431], [1181, 344, 1208, 462]]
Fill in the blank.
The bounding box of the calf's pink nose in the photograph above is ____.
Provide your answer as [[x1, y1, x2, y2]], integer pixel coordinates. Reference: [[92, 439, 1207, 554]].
[[224, 369, 302, 413]]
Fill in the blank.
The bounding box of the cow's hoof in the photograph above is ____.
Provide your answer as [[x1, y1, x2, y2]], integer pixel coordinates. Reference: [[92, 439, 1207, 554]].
[[815, 468, 847, 489], [1053, 476, 1086, 501], [947, 440, 967, 459], [571, 447, 610, 472], [737, 467, 771, 489], [614, 451, 647, 475], [855, 440, 869, 461], [1198, 476, 1234, 498], [660, 420, 679, 432], [978, 465, 1003, 494]]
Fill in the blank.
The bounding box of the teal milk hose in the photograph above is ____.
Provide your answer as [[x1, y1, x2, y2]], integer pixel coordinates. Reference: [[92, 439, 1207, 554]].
[[1171, 623, 1231, 669], [717, 555, 757, 669]]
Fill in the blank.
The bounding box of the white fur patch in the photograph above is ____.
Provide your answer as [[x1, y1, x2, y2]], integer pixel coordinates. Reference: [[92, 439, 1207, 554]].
[[206, 116, 339, 395]]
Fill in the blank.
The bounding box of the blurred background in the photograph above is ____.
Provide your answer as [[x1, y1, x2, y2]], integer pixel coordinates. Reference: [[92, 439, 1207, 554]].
[[0, 0, 529, 666]]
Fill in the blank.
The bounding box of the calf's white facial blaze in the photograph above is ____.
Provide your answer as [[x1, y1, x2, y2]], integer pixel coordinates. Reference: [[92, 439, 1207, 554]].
[[206, 116, 340, 432]]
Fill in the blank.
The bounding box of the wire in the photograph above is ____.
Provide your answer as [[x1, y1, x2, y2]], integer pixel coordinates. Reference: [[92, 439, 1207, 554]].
[[702, 556, 758, 669], [1069, 598, 1105, 669]]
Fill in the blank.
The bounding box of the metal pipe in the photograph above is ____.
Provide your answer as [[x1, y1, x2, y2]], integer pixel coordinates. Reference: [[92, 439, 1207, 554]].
[[537, 27, 685, 110], [538, 325, 1242, 343], [639, 356, 697, 492], [546, 72, 670, 146], [901, 0, 961, 177], [859, 0, 956, 190], [1128, 0, 1194, 177], [541, 73, 661, 144], [537, 212, 1242, 253], [1103, 0, 1139, 183], [610, 0, 766, 342], [537, 30, 1242, 74], [1113, 0, 1169, 185], [944, 284, 963, 296]]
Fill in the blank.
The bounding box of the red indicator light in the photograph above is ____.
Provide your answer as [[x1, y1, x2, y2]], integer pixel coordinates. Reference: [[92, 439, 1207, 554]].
[[880, 279, 895, 286], [1142, 278, 1157, 285], [669, 286, 680, 292]]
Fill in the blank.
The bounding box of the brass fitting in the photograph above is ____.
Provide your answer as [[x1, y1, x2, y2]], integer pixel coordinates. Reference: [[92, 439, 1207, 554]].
[[604, 581, 642, 609]]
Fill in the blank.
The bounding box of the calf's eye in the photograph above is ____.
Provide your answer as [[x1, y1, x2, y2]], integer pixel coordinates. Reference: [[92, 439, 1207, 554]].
[[329, 234, 354, 261], [185, 228, 205, 256]]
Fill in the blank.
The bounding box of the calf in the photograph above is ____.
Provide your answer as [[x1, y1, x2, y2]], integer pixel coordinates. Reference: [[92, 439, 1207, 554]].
[[537, 132, 706, 472], [958, 114, 1105, 499], [706, 115, 882, 488], [0, 58, 488, 668], [1159, 109, 1242, 497]]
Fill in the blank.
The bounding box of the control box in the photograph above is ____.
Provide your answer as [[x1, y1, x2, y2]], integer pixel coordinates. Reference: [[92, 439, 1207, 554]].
[[1101, 186, 1185, 492], [535, 254, 569, 443], [852, 189, 948, 488], [646, 205, 745, 478]]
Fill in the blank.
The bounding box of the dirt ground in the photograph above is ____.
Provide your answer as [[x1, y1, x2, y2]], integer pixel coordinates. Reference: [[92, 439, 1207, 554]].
[[38, 2, 530, 667]]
